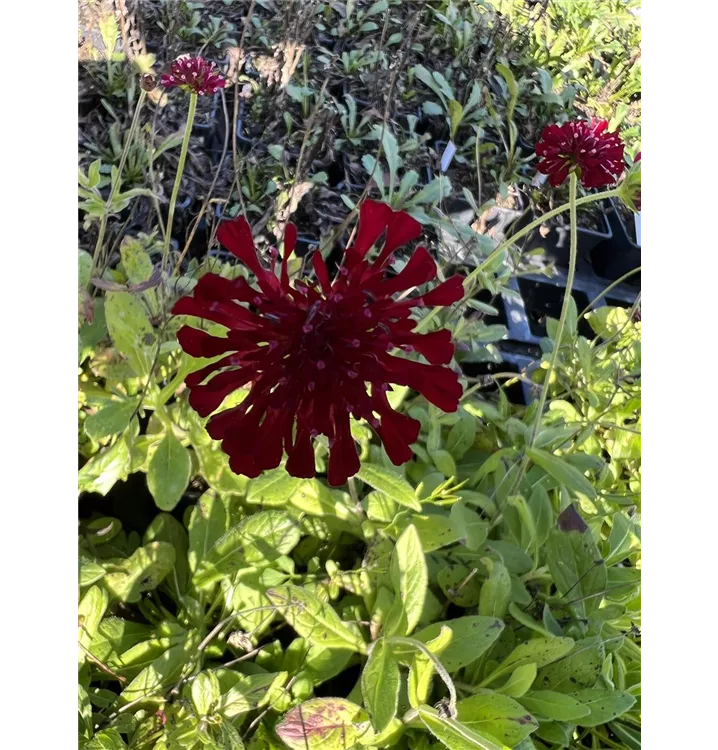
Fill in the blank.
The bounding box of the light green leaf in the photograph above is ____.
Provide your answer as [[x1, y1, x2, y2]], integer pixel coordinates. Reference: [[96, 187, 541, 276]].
[[101, 542, 176, 603], [247, 467, 303, 506], [478, 559, 511, 619], [356, 464, 421, 511], [266, 586, 367, 654], [519, 691, 590, 722], [456, 691, 539, 746], [194, 511, 300, 588], [450, 503, 487, 551], [526, 447, 597, 499], [84, 399, 139, 441], [535, 637, 605, 693], [362, 638, 401, 733], [419, 705, 511, 750], [104, 291, 155, 376], [78, 585, 109, 667], [192, 671, 221, 716], [496, 664, 537, 698], [488, 638, 575, 685], [188, 491, 227, 575], [400, 617, 504, 672], [388, 525, 427, 636], [147, 431, 191, 511], [85, 728, 128, 750], [569, 688, 636, 727], [446, 414, 478, 460]]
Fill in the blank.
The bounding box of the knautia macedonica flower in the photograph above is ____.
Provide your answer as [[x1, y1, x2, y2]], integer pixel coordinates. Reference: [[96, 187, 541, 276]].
[[536, 119, 625, 188], [160, 56, 225, 96], [173, 200, 464, 486]]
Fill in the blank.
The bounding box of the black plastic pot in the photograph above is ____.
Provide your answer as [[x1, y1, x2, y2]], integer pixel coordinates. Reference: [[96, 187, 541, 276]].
[[519, 205, 613, 270], [590, 199, 640, 285]]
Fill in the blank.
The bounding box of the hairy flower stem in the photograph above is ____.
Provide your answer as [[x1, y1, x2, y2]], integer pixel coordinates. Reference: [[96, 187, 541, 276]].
[[414, 187, 619, 335], [528, 171, 579, 446], [162, 91, 197, 272], [89, 88, 148, 282]]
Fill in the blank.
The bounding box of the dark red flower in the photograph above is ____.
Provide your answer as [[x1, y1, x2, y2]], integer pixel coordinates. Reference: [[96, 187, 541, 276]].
[[173, 201, 464, 486], [160, 56, 225, 96], [536, 119, 625, 188]]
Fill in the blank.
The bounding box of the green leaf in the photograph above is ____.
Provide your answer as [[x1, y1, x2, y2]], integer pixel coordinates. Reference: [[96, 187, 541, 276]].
[[569, 688, 636, 727], [391, 510, 463, 552], [456, 692, 539, 746], [488, 638, 575, 684], [535, 637, 605, 693], [119, 236, 155, 286], [356, 464, 421, 511], [266, 586, 367, 654], [85, 728, 128, 750], [413, 64, 449, 107], [194, 511, 300, 588], [119, 632, 199, 706], [247, 467, 303, 506], [78, 585, 109, 667], [446, 414, 478, 460], [402, 616, 504, 672], [519, 691, 590, 722], [450, 503, 487, 551], [478, 559, 511, 619], [495, 664, 537, 698], [143, 513, 189, 595], [276, 698, 371, 750], [191, 671, 221, 716], [545, 516, 607, 624], [104, 291, 155, 376], [419, 705, 511, 750], [448, 99, 464, 138], [362, 638, 401, 733], [387, 524, 428, 636], [78, 434, 131, 495], [218, 672, 287, 718], [84, 398, 139, 441], [188, 491, 227, 575], [101, 542, 176, 603], [147, 431, 191, 511], [526, 448, 597, 499], [496, 63, 519, 121]]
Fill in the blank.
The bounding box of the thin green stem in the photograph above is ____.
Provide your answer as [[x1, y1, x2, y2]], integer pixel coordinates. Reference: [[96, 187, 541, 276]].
[[528, 171, 579, 446], [89, 89, 148, 281], [162, 92, 197, 271], [578, 265, 641, 321]]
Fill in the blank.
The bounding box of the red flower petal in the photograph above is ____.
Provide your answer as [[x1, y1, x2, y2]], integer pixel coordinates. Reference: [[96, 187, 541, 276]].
[[345, 200, 393, 268]]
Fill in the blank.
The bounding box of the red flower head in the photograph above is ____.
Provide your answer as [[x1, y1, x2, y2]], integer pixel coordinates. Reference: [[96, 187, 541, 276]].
[[536, 119, 625, 188], [173, 201, 464, 486], [160, 56, 225, 96]]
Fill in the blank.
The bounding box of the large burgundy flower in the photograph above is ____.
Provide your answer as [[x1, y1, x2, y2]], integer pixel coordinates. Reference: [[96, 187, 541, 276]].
[[173, 201, 464, 486], [536, 119, 625, 188], [160, 56, 225, 96]]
